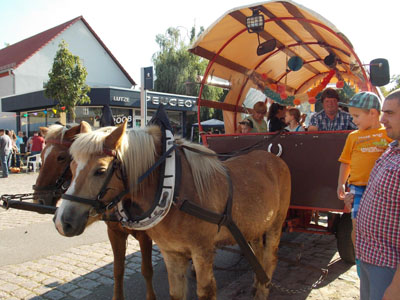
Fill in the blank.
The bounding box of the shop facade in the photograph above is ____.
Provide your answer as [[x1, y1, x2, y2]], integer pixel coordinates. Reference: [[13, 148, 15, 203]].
[[1, 87, 197, 137]]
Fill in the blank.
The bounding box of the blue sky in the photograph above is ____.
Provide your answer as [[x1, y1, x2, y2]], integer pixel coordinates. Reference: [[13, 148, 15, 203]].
[[1, 0, 398, 87]]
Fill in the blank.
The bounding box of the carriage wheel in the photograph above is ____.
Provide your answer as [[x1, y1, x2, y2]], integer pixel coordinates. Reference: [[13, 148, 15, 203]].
[[336, 213, 355, 264]]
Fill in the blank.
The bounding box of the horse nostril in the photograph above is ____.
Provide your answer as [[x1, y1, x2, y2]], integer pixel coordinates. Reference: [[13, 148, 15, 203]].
[[63, 222, 73, 235]]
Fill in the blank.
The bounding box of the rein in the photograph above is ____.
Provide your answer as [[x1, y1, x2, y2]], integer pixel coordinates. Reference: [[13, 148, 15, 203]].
[[180, 129, 284, 159], [32, 162, 71, 192]]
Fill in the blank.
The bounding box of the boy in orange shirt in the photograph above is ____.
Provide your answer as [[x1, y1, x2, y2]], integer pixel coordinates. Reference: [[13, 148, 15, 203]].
[[337, 91, 392, 274]]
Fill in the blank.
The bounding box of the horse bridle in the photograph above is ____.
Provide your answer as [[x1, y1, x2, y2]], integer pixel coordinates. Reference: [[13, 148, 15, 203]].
[[32, 139, 73, 195]]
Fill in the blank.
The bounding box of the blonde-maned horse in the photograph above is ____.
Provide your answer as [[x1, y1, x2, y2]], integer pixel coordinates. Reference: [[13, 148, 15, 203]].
[[37, 122, 156, 300], [54, 121, 291, 299]]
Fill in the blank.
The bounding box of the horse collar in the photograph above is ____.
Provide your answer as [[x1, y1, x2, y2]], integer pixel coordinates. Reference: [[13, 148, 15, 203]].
[[115, 129, 177, 230]]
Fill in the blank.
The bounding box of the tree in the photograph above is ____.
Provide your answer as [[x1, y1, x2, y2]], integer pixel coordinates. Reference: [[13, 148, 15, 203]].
[[380, 74, 400, 96], [44, 40, 90, 122], [152, 26, 225, 122]]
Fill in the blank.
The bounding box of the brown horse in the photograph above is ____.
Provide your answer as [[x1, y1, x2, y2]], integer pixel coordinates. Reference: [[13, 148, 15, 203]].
[[53, 121, 291, 299], [35, 123, 155, 300]]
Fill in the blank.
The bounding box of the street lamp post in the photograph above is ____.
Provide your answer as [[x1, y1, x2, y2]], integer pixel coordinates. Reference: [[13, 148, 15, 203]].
[[140, 66, 153, 128]]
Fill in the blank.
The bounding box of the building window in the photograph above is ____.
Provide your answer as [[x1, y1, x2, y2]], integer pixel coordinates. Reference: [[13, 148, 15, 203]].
[[75, 106, 103, 128], [111, 108, 133, 128]]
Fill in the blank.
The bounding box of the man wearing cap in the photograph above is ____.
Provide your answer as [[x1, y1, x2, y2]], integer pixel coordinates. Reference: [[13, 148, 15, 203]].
[[352, 89, 400, 300], [337, 91, 392, 280], [308, 88, 356, 131]]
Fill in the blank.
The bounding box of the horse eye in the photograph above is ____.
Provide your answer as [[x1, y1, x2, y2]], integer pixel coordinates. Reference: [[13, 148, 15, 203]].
[[57, 155, 67, 162], [94, 168, 107, 176]]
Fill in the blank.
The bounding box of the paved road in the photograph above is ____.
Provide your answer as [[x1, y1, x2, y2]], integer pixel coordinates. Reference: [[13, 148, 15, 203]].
[[0, 172, 360, 299]]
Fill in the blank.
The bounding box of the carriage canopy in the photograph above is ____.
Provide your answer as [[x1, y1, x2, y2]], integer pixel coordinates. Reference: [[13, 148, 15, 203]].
[[190, 0, 382, 133]]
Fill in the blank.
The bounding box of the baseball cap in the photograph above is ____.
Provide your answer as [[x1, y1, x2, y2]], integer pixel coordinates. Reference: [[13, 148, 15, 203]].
[[239, 119, 253, 128], [341, 91, 382, 111]]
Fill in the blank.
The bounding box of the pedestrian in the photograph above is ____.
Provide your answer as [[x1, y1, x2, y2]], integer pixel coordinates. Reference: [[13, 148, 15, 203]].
[[29, 131, 45, 156], [336, 91, 391, 276], [27, 131, 45, 171], [355, 89, 400, 300], [7, 130, 18, 167], [308, 88, 357, 131], [0, 129, 12, 178]]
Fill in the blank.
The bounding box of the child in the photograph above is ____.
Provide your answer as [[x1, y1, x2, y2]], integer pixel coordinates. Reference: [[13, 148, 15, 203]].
[[284, 108, 305, 132], [337, 91, 392, 274], [238, 119, 253, 134]]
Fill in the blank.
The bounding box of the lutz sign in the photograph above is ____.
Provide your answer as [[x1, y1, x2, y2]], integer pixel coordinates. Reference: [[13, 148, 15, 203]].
[[112, 96, 129, 102]]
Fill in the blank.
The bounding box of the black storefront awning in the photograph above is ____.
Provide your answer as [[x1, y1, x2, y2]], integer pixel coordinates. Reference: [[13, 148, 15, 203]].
[[1, 87, 197, 112]]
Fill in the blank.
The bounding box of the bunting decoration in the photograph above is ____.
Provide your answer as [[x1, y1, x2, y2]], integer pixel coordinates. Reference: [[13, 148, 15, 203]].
[[307, 70, 335, 98], [262, 69, 357, 107], [263, 86, 295, 106]]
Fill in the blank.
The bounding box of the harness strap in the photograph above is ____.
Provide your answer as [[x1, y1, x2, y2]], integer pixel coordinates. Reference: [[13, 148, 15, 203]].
[[32, 160, 71, 192], [180, 129, 284, 159], [137, 144, 176, 185], [176, 171, 270, 286]]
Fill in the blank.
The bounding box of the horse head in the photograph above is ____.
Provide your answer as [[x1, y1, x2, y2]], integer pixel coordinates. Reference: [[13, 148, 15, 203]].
[[33, 122, 86, 206], [54, 121, 139, 237]]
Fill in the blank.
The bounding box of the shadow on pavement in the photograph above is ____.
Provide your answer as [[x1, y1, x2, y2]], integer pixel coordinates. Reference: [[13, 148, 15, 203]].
[[28, 231, 356, 300]]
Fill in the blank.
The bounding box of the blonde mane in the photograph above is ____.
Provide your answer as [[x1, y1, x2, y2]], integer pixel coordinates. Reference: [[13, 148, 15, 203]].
[[175, 138, 226, 201], [70, 125, 226, 200], [45, 124, 67, 141]]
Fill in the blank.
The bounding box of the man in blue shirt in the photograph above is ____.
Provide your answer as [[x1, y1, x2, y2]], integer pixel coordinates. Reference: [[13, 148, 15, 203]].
[[308, 88, 356, 131]]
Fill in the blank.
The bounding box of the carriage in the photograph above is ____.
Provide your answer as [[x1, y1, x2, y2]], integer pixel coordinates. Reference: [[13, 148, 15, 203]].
[[189, 0, 390, 263]]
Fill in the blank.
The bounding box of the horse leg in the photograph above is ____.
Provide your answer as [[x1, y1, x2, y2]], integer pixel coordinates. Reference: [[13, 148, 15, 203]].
[[135, 231, 156, 300], [107, 225, 129, 300], [253, 225, 283, 300], [191, 250, 216, 300], [162, 250, 189, 300]]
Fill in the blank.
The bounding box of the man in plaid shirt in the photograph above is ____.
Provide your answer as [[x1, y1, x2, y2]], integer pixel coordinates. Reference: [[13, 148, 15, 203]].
[[355, 89, 400, 300], [308, 88, 357, 131]]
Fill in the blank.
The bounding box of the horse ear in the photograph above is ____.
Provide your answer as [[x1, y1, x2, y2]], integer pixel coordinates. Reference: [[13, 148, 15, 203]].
[[39, 127, 49, 137], [63, 124, 83, 140], [79, 121, 92, 134], [104, 120, 127, 150]]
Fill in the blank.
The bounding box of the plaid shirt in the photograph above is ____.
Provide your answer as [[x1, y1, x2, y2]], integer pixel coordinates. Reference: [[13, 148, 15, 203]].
[[356, 140, 400, 268], [309, 110, 356, 131]]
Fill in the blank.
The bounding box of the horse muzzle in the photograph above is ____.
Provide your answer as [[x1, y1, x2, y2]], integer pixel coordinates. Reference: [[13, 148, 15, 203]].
[[53, 207, 89, 237]]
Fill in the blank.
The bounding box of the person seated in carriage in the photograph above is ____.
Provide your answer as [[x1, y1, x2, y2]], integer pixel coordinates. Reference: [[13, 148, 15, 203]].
[[238, 101, 268, 133], [238, 119, 253, 134]]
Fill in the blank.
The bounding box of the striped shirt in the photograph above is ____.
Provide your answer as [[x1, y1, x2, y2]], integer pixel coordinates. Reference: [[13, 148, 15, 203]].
[[356, 140, 400, 268], [309, 110, 356, 131]]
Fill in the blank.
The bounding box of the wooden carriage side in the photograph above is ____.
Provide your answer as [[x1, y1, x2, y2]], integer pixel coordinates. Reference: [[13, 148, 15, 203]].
[[206, 131, 349, 211]]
